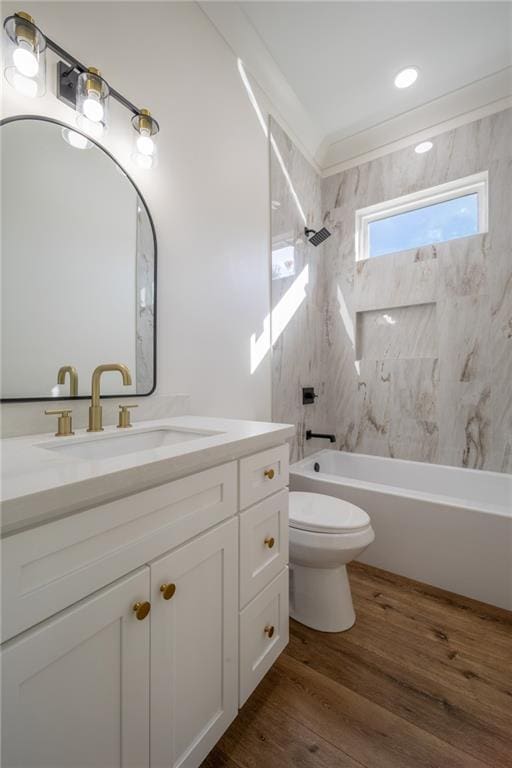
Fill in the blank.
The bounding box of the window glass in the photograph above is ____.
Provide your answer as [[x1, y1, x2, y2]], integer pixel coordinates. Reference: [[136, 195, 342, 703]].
[[368, 193, 479, 258]]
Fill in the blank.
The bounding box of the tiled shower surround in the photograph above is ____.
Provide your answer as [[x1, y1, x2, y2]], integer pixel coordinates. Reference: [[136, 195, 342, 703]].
[[270, 109, 512, 472]]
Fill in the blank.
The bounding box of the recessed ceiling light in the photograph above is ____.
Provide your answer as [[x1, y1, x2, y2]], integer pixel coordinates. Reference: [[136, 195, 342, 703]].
[[415, 141, 433, 154], [414, 141, 434, 155], [394, 67, 419, 89]]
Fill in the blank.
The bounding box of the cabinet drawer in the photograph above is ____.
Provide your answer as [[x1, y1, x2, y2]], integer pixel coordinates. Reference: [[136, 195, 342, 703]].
[[239, 490, 288, 608], [2, 462, 237, 642], [239, 444, 289, 510], [239, 568, 289, 706]]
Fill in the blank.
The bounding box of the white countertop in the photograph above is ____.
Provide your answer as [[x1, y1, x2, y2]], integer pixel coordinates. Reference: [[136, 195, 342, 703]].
[[0, 416, 295, 536]]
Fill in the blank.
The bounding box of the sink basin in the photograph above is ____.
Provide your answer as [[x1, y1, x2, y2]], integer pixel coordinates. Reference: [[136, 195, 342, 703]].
[[39, 427, 218, 461]]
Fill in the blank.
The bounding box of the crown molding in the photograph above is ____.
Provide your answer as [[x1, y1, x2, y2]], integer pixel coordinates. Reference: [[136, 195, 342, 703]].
[[199, 1, 323, 172], [201, 3, 511, 178], [318, 67, 512, 176], [319, 96, 512, 178]]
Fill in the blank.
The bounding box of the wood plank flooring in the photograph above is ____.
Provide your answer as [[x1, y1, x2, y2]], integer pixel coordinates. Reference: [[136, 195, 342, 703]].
[[202, 563, 512, 768]]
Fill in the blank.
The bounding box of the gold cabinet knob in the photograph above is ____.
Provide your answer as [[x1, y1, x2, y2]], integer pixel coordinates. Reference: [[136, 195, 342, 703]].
[[160, 583, 176, 600], [264, 468, 275, 480], [132, 601, 151, 620], [264, 536, 275, 549], [264, 624, 275, 639]]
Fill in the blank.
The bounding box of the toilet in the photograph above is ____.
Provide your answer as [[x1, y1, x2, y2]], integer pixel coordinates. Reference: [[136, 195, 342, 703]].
[[289, 492, 375, 632]]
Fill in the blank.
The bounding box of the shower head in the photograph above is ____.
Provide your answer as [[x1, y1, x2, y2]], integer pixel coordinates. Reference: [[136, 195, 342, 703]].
[[305, 226, 331, 247]]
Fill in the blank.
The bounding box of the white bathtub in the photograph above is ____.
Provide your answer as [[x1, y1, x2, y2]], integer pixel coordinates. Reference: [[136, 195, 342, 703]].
[[290, 450, 512, 610]]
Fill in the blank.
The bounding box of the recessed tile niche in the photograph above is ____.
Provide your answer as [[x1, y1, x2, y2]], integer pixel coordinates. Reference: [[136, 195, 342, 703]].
[[355, 303, 438, 361]]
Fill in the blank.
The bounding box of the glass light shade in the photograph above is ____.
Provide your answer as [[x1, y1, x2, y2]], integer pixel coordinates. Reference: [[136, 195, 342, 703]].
[[3, 13, 46, 97], [131, 110, 159, 170], [76, 68, 109, 136], [61, 127, 92, 150]]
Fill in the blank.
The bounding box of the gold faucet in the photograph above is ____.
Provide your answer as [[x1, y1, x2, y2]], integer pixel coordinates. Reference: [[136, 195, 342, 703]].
[[57, 366, 78, 397], [88, 363, 132, 432]]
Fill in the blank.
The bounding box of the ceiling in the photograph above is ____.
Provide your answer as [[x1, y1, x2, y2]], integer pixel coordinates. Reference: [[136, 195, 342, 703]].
[[203, 2, 512, 172], [241, 1, 511, 143]]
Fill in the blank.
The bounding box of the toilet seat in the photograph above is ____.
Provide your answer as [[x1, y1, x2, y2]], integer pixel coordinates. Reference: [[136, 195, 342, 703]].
[[289, 491, 370, 534]]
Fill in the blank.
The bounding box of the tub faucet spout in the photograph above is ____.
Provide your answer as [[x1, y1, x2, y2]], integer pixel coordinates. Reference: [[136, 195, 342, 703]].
[[306, 430, 336, 443]]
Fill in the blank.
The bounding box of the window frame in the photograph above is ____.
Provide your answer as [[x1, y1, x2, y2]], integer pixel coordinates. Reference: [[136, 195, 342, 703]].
[[355, 171, 489, 262]]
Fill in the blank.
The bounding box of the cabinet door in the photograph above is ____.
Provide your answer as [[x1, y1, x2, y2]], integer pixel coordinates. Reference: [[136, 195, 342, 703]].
[[1, 568, 150, 768], [150, 518, 238, 768]]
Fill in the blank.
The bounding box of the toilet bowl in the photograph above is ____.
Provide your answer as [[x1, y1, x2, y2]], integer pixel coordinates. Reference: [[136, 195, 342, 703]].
[[289, 491, 374, 632]]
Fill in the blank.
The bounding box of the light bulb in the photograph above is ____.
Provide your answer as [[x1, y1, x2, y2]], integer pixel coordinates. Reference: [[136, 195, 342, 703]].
[[394, 67, 419, 89], [83, 92, 104, 122], [136, 134, 155, 156], [12, 40, 38, 77], [62, 127, 91, 150], [131, 110, 158, 170], [11, 70, 37, 98]]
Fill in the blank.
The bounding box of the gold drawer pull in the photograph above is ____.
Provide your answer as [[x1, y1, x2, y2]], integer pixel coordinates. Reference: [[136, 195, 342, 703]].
[[264, 536, 275, 549], [133, 601, 151, 620], [264, 468, 275, 480], [264, 624, 275, 639], [160, 583, 176, 601]]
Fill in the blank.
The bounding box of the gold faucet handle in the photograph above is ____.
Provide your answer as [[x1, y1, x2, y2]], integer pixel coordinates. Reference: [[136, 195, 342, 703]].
[[117, 403, 139, 429], [45, 409, 74, 437]]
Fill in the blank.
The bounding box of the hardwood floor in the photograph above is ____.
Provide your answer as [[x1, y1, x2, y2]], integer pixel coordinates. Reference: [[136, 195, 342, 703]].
[[202, 563, 512, 768]]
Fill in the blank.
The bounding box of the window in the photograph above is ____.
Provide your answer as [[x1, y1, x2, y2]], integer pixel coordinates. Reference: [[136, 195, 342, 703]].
[[355, 171, 488, 261]]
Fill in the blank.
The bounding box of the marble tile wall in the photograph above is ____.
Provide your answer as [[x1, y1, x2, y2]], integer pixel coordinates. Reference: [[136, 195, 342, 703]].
[[271, 108, 512, 472]]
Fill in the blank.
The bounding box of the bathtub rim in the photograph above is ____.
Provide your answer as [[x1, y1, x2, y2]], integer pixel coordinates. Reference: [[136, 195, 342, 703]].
[[290, 449, 511, 519]]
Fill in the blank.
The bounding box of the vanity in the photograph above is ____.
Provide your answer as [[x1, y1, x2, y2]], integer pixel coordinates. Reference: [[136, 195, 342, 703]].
[[1, 416, 294, 768]]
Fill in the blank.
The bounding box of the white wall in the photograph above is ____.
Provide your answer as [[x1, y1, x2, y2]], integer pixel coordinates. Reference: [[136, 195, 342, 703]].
[[1, 2, 271, 421]]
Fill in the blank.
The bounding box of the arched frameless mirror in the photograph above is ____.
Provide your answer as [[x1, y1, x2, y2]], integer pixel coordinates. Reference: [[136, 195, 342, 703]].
[[0, 116, 156, 401]]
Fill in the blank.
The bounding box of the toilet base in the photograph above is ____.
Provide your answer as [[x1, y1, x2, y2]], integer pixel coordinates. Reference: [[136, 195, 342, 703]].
[[290, 563, 356, 632]]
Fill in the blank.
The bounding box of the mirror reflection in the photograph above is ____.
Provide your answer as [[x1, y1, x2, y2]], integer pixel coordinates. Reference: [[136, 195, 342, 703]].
[[1, 117, 156, 400]]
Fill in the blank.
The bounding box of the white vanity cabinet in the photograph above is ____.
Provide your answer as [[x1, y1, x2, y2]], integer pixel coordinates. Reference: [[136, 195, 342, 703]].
[[1, 440, 290, 768]]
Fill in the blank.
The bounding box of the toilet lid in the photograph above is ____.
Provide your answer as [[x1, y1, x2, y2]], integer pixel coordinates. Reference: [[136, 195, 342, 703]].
[[289, 492, 370, 534]]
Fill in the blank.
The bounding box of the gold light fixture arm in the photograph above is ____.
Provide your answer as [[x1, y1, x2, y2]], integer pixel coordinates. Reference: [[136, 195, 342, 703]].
[[88, 363, 132, 432], [57, 365, 78, 397]]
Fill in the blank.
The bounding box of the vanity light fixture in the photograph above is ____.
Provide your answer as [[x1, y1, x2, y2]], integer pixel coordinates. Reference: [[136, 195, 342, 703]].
[[3, 11, 46, 98], [76, 67, 109, 137], [394, 66, 419, 89], [3, 10, 160, 168], [132, 109, 159, 170], [415, 140, 433, 154]]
